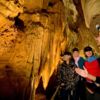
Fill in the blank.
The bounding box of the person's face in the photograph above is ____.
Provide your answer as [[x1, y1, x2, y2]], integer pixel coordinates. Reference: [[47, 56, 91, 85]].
[[85, 51, 93, 57], [63, 55, 71, 61], [73, 51, 79, 58]]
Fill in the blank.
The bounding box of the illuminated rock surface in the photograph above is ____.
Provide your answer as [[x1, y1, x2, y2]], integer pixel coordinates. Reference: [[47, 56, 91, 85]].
[[0, 0, 100, 100]]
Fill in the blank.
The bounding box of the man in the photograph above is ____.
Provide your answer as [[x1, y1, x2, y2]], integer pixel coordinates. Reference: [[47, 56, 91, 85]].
[[72, 48, 86, 100], [72, 48, 85, 69], [95, 24, 100, 46], [95, 24, 100, 64]]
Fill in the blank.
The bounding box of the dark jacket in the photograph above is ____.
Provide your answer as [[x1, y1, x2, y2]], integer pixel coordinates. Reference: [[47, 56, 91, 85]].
[[96, 77, 100, 84], [57, 61, 79, 90]]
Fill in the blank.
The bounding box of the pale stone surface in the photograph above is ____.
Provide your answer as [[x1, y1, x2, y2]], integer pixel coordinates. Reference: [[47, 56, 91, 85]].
[[81, 0, 100, 28], [0, 0, 23, 18]]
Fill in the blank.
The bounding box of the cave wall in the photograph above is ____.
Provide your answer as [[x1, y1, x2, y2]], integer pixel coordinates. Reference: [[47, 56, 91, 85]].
[[81, 0, 100, 28], [0, 0, 67, 90], [0, 0, 100, 98]]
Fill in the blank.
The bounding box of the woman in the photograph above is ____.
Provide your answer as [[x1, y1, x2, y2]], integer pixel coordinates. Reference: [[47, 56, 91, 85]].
[[55, 52, 79, 100], [80, 46, 100, 100]]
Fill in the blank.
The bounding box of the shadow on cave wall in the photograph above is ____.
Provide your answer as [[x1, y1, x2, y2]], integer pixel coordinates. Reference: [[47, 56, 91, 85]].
[[0, 65, 30, 100], [36, 70, 58, 100], [0, 64, 57, 100]]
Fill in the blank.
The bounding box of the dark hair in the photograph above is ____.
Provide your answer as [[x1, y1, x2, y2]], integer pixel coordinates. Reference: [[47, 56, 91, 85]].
[[60, 51, 72, 57], [72, 48, 79, 52], [63, 51, 72, 56], [84, 46, 94, 57], [84, 46, 93, 52], [62, 52, 73, 62]]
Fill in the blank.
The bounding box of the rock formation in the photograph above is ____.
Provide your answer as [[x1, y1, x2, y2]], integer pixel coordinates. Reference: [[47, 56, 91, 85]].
[[0, 0, 100, 100]]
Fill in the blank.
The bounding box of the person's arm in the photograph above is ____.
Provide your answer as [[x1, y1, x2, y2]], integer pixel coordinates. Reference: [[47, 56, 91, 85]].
[[87, 74, 96, 81], [86, 74, 100, 87], [75, 67, 99, 83]]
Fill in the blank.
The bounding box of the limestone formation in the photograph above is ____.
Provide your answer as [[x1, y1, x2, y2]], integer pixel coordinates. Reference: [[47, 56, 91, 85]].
[[0, 0, 100, 100]]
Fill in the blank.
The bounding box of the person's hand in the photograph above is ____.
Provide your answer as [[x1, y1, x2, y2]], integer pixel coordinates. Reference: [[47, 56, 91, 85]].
[[75, 66, 88, 78], [61, 83, 65, 86]]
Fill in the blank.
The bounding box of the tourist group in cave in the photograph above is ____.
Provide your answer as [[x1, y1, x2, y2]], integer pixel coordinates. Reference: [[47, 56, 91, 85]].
[[54, 25, 100, 100]]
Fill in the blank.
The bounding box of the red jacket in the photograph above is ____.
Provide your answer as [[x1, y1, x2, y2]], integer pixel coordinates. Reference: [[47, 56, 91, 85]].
[[85, 60, 100, 78], [85, 59, 100, 93]]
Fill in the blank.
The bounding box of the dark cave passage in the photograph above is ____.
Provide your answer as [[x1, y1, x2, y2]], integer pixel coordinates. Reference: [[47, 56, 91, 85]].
[[0, 66, 30, 100], [0, 67, 57, 100]]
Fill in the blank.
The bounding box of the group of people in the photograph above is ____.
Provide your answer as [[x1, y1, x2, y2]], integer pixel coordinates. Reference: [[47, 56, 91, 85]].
[[55, 46, 100, 100]]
